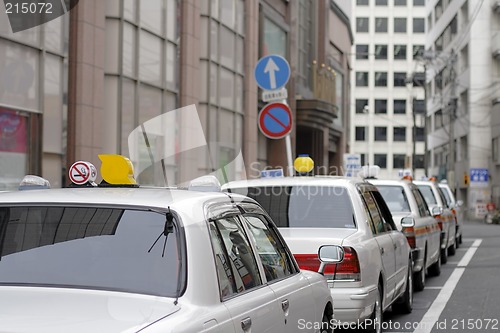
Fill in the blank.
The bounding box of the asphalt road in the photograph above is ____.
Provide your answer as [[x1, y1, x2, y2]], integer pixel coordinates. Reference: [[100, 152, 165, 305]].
[[342, 219, 500, 333]]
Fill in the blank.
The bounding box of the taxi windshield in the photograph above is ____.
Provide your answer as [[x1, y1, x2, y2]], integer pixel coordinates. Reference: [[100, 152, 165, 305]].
[[0, 206, 183, 297], [233, 185, 356, 229]]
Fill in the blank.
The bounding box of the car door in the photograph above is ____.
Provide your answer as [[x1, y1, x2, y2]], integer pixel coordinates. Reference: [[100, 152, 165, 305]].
[[360, 190, 397, 304], [208, 216, 285, 333], [371, 190, 408, 296], [240, 213, 316, 332]]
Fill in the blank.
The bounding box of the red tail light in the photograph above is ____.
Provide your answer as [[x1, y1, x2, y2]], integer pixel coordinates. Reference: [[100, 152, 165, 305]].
[[294, 247, 361, 281], [403, 227, 416, 248]]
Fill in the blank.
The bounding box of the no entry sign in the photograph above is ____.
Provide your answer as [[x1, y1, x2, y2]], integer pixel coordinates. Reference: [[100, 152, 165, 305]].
[[258, 102, 292, 139]]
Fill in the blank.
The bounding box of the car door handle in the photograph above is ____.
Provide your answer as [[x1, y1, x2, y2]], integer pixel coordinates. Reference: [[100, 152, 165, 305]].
[[241, 317, 252, 331], [380, 247, 385, 255], [394, 243, 398, 249], [281, 299, 289, 312]]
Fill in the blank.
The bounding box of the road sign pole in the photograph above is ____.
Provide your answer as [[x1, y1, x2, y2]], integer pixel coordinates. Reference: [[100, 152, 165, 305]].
[[285, 134, 293, 176]]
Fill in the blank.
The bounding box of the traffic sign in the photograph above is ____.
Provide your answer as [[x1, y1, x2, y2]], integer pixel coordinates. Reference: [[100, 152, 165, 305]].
[[254, 55, 290, 91], [258, 102, 292, 139], [262, 88, 288, 102], [69, 161, 97, 185], [470, 168, 489, 187]]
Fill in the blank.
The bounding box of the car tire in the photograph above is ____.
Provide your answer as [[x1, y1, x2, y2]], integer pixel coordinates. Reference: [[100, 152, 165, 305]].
[[366, 284, 383, 333], [459, 234, 463, 244], [395, 259, 413, 314], [428, 252, 441, 277], [413, 254, 426, 292], [440, 243, 448, 264], [320, 311, 333, 333], [448, 240, 456, 256]]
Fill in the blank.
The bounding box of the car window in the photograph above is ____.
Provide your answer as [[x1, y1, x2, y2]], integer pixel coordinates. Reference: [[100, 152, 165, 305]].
[[440, 187, 452, 206], [241, 215, 294, 283], [0, 207, 183, 297], [413, 188, 431, 217], [236, 186, 356, 229], [371, 190, 396, 231], [376, 185, 411, 213], [210, 217, 262, 294], [417, 185, 437, 206], [437, 187, 449, 207], [361, 191, 386, 233]]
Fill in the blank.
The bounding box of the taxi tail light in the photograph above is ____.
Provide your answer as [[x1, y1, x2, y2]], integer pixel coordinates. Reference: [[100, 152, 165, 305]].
[[294, 247, 361, 282], [403, 227, 416, 249]]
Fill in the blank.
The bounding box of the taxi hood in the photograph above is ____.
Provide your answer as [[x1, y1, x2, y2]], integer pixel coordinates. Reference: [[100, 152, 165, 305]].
[[0, 286, 180, 333]]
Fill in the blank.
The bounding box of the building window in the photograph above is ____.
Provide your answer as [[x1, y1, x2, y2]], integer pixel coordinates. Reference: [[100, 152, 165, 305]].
[[376, 0, 388, 5], [413, 99, 425, 114], [414, 0, 425, 5], [413, 45, 424, 59], [357, 0, 369, 5], [375, 45, 388, 60], [394, 18, 407, 33], [394, 127, 406, 141], [394, 72, 407, 87], [356, 44, 369, 59], [435, 0, 443, 21], [356, 127, 366, 141], [375, 18, 388, 32], [394, 45, 406, 60], [375, 99, 387, 114], [394, 100, 406, 114], [435, 110, 443, 129], [357, 17, 369, 32], [415, 127, 425, 142], [414, 154, 425, 168], [374, 154, 387, 168], [413, 72, 425, 87], [263, 18, 286, 57], [356, 99, 369, 113], [413, 18, 425, 33], [393, 154, 406, 168], [374, 72, 387, 86], [395, 0, 407, 5], [356, 72, 369, 86], [375, 127, 387, 141]]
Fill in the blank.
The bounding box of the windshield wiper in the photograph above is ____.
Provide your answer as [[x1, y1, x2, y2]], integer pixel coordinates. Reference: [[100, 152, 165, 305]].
[[148, 207, 174, 257]]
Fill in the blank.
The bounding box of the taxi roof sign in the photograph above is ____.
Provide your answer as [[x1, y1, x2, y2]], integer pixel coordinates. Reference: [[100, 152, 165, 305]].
[[261, 168, 284, 178], [98, 154, 137, 186]]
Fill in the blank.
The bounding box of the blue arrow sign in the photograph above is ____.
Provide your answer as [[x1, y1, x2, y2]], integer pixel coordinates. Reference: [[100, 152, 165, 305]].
[[254, 55, 290, 91]]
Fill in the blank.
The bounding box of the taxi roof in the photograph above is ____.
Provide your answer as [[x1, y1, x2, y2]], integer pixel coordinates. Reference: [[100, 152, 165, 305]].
[[0, 187, 242, 217], [223, 175, 368, 189]]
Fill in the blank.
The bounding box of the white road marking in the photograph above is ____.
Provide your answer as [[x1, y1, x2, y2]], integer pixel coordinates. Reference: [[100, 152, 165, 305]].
[[413, 239, 483, 333], [423, 286, 442, 290]]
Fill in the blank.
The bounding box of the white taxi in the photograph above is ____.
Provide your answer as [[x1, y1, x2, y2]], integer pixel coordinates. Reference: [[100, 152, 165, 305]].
[[369, 179, 442, 291], [223, 157, 413, 333], [413, 179, 457, 264], [0, 155, 341, 333], [438, 181, 463, 246]]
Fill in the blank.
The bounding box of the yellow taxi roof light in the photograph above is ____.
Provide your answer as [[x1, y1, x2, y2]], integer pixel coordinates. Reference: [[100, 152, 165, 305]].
[[98, 154, 137, 185], [294, 154, 314, 174]]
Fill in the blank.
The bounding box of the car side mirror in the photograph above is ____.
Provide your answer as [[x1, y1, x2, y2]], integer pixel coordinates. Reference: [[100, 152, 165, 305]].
[[400, 216, 415, 228], [317, 245, 344, 275], [457, 200, 463, 207], [431, 206, 442, 216]]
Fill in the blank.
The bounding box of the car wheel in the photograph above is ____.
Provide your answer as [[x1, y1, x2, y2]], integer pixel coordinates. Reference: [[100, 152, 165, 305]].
[[367, 284, 383, 333], [413, 254, 426, 292], [428, 252, 441, 276], [395, 259, 413, 314], [440, 243, 448, 264], [448, 240, 456, 256], [459, 234, 463, 244], [320, 311, 333, 333]]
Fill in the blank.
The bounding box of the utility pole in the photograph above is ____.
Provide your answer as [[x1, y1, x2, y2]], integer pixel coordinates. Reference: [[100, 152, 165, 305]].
[[448, 50, 458, 190], [412, 97, 417, 177]]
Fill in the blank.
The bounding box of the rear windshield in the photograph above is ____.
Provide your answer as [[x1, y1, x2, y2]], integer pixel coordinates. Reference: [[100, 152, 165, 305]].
[[417, 185, 437, 206], [376, 185, 411, 213], [231, 186, 356, 228], [0, 206, 183, 297]]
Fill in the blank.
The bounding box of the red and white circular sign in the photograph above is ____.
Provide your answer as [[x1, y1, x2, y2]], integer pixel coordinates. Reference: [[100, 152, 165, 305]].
[[69, 161, 96, 185]]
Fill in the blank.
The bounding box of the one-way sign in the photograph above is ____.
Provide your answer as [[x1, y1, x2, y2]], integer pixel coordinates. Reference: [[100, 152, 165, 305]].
[[254, 55, 290, 91]]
